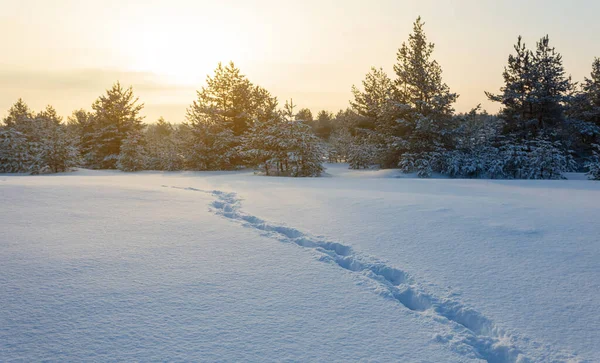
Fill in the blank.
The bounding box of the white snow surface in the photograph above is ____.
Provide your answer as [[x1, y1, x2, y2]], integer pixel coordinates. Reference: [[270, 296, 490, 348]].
[[1, 164, 599, 362]]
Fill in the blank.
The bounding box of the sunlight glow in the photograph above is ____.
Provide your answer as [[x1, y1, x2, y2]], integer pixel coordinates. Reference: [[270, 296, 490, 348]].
[[121, 24, 244, 85]]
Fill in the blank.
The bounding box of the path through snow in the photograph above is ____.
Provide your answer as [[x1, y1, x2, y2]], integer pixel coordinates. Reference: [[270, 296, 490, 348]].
[[164, 185, 583, 363]]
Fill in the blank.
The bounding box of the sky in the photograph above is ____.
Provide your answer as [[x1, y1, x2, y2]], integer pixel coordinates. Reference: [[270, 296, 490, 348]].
[[1, 0, 599, 123]]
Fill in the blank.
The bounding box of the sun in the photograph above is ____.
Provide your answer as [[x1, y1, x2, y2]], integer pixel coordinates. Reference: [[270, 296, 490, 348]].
[[120, 23, 243, 86]]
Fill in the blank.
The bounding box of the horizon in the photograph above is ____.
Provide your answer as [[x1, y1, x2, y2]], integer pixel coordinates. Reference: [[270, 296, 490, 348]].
[[2, 0, 600, 122]]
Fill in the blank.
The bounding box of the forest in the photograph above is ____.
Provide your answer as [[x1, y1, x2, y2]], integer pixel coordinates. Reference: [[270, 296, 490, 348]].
[[1, 18, 599, 180]]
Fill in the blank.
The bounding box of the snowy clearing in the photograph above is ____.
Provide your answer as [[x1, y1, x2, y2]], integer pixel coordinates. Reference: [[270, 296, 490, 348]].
[[1, 165, 599, 362]]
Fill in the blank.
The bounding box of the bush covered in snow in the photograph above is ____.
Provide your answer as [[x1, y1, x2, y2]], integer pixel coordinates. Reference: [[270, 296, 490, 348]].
[[243, 101, 324, 177], [586, 144, 600, 180]]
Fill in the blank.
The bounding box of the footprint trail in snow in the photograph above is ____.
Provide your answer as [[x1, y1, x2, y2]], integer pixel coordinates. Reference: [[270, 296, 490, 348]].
[[163, 185, 582, 363]]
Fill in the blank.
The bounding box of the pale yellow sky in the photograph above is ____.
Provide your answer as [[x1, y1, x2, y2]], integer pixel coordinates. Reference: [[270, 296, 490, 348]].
[[1, 0, 599, 122]]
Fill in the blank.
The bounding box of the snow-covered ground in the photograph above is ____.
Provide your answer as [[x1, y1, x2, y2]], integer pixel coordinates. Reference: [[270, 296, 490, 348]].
[[1, 165, 599, 362]]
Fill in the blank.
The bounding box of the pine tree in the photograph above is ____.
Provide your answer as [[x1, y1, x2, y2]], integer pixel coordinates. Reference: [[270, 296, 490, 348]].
[[347, 136, 377, 169], [188, 123, 238, 170], [91, 82, 144, 169], [186, 62, 278, 169], [243, 100, 324, 177], [486, 36, 537, 133], [571, 58, 600, 126], [295, 108, 313, 123], [394, 17, 458, 120], [583, 58, 600, 125], [0, 102, 79, 174], [39, 123, 79, 174], [314, 110, 334, 140], [117, 130, 147, 172], [32, 107, 78, 173], [2, 99, 32, 128], [0, 127, 30, 172], [486, 35, 572, 135], [145, 118, 184, 171], [328, 128, 353, 162], [586, 144, 600, 180], [391, 17, 458, 171], [530, 36, 572, 129], [67, 109, 96, 167], [351, 67, 394, 122], [187, 62, 275, 136]]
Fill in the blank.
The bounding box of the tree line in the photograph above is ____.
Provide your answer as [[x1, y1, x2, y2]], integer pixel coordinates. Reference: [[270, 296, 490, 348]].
[[1, 17, 599, 179]]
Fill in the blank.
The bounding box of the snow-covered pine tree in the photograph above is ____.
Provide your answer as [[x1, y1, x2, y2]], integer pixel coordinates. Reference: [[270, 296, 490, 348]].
[[438, 107, 506, 178], [242, 118, 276, 175], [585, 144, 600, 180], [242, 100, 324, 177], [145, 117, 184, 171], [280, 99, 324, 176], [486, 35, 572, 136], [2, 99, 33, 129], [347, 135, 378, 169], [27, 106, 78, 174], [484, 35, 576, 178], [188, 123, 238, 170], [186, 62, 278, 169], [40, 123, 79, 174], [573, 58, 600, 126], [67, 109, 96, 167], [392, 17, 458, 173], [1, 102, 78, 174], [351, 67, 394, 123], [1, 99, 35, 172], [188, 62, 260, 136], [530, 36, 572, 130], [117, 130, 147, 172], [498, 136, 574, 179], [486, 36, 536, 134], [0, 127, 30, 173], [525, 137, 575, 179], [564, 59, 600, 163], [3, 99, 45, 143], [90, 82, 144, 169], [350, 67, 400, 167], [585, 59, 600, 124], [328, 128, 353, 163]]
